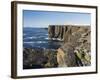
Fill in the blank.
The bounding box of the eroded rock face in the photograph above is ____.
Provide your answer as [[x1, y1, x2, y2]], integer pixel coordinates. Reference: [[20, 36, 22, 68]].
[[48, 25, 68, 40], [48, 25, 91, 67]]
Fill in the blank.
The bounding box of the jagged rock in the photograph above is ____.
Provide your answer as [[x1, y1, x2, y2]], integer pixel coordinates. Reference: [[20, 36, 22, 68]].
[[23, 48, 58, 69]]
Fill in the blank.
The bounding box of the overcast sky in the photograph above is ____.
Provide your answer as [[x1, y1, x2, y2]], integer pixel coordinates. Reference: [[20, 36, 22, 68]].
[[23, 10, 91, 28]]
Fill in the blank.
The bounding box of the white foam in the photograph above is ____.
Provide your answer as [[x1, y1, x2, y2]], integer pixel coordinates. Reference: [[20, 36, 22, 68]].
[[52, 38, 62, 41], [45, 38, 49, 40], [36, 41, 47, 43], [24, 36, 36, 40], [24, 42, 35, 44], [24, 41, 47, 44], [45, 34, 48, 35]]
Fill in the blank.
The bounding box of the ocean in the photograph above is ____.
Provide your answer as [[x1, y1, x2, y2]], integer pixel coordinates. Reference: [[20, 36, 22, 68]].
[[23, 27, 62, 49]]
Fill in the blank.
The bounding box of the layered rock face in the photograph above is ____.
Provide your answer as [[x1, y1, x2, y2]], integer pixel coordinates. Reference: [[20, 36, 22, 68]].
[[48, 25, 68, 40], [48, 25, 91, 67]]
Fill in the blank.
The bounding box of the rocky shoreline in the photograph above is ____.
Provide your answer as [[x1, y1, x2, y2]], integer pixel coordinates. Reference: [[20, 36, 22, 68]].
[[23, 48, 58, 69], [23, 25, 91, 69]]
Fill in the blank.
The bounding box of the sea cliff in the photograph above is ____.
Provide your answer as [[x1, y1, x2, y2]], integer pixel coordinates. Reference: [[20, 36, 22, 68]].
[[23, 25, 91, 69]]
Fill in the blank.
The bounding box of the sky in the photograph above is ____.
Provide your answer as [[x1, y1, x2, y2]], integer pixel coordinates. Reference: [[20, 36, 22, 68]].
[[23, 10, 91, 28]]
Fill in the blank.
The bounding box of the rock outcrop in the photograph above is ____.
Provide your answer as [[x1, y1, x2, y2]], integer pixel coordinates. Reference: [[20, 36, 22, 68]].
[[48, 25, 91, 67], [23, 48, 58, 69]]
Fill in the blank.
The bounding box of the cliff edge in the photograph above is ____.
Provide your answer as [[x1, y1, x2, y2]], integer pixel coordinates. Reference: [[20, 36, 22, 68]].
[[48, 25, 91, 67]]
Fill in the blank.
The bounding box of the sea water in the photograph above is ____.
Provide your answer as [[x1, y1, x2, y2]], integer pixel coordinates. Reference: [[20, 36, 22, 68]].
[[23, 27, 61, 49]]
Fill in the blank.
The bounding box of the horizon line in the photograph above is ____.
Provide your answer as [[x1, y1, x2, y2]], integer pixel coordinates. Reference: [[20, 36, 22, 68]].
[[24, 24, 91, 28]]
